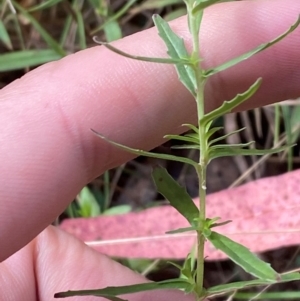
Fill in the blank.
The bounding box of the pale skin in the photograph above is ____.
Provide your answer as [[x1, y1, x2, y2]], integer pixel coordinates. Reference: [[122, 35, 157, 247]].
[[1, 0, 300, 300]]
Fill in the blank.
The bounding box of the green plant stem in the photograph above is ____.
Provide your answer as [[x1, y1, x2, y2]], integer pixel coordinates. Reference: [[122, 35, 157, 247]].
[[186, 3, 209, 299], [274, 104, 280, 146], [195, 165, 207, 299], [195, 84, 207, 299]]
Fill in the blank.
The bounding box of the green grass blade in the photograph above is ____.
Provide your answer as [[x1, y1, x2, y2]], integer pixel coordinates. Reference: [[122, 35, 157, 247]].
[[200, 78, 262, 126], [74, 9, 86, 50], [11, 9, 26, 50], [0, 20, 13, 50], [152, 166, 199, 224], [28, 0, 63, 12], [59, 4, 73, 46], [205, 16, 300, 77], [153, 14, 197, 96], [102, 170, 110, 211], [90, 0, 138, 35], [103, 20, 122, 42], [54, 279, 190, 298], [0, 49, 62, 71], [91, 129, 197, 167], [207, 231, 278, 281], [93, 38, 190, 64], [281, 105, 293, 170], [12, 1, 66, 56], [290, 105, 300, 143]]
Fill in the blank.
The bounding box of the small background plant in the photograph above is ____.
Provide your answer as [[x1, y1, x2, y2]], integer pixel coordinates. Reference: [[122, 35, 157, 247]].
[[2, 0, 300, 300]]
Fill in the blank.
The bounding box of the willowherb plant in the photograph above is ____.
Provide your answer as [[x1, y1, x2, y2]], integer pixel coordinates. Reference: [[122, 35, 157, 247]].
[[55, 1, 300, 300]]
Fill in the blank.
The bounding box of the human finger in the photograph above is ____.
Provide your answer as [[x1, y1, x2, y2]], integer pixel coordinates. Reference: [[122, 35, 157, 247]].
[[1, 0, 300, 261], [1, 226, 194, 301]]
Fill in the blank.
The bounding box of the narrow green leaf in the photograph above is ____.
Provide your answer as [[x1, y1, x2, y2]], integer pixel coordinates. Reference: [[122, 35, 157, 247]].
[[164, 134, 199, 144], [152, 166, 199, 224], [166, 226, 197, 234], [182, 123, 199, 134], [207, 279, 274, 296], [200, 79, 262, 126], [209, 145, 291, 160], [280, 272, 300, 282], [210, 141, 254, 150], [91, 129, 197, 167], [192, 0, 222, 14], [205, 16, 300, 77], [234, 291, 300, 300], [171, 144, 200, 150], [54, 279, 190, 298], [207, 231, 278, 281], [0, 20, 13, 49], [205, 126, 224, 140], [94, 38, 190, 64], [28, 0, 63, 12], [12, 1, 66, 56], [206, 272, 300, 297], [209, 141, 255, 155], [153, 14, 197, 96], [59, 4, 73, 47], [168, 261, 185, 273], [208, 127, 246, 146], [0, 49, 62, 71], [56, 292, 125, 300], [184, 132, 199, 139], [210, 220, 232, 228], [205, 217, 221, 227]]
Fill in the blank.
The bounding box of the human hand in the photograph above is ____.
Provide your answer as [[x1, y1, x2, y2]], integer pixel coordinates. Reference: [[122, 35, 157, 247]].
[[1, 0, 300, 300]]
